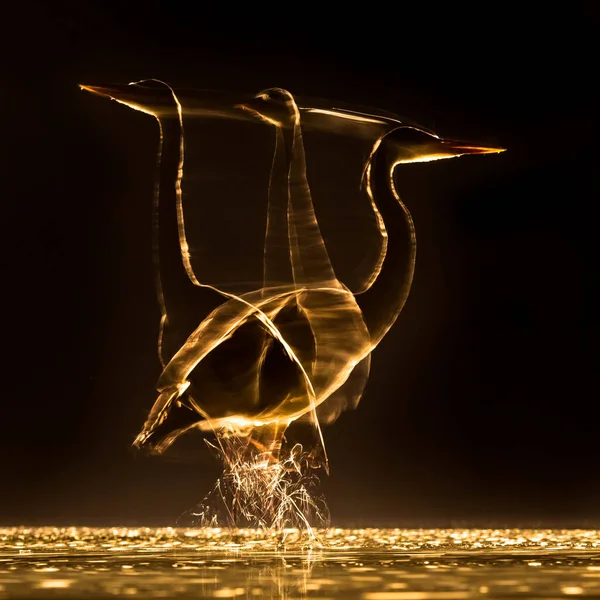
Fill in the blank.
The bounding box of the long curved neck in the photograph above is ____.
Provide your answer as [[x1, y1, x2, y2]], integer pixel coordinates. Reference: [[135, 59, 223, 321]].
[[154, 113, 223, 364], [154, 115, 196, 313], [355, 139, 417, 346], [262, 125, 294, 289], [264, 119, 339, 290], [285, 121, 339, 288]]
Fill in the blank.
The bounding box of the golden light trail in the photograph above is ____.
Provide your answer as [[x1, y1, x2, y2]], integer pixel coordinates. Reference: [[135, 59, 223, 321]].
[[81, 81, 504, 531]]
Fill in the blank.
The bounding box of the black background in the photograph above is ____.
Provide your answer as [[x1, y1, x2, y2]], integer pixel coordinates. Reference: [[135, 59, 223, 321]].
[[1, 2, 598, 527]]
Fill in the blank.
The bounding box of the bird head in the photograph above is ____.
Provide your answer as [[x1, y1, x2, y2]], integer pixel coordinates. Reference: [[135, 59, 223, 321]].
[[381, 126, 505, 166], [237, 88, 300, 128], [79, 80, 181, 118]]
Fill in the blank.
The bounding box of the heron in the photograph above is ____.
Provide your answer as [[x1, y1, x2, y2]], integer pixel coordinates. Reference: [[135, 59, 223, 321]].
[[80, 82, 503, 457]]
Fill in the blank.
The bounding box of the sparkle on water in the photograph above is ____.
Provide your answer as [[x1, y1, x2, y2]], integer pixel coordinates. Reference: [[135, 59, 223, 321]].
[[1, 528, 599, 598]]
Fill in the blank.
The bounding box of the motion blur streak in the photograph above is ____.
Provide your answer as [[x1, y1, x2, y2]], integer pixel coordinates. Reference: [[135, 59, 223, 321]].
[[81, 81, 503, 530]]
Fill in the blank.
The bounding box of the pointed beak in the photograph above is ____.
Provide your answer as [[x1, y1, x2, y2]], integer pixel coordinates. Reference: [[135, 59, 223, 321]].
[[79, 83, 120, 97], [440, 140, 506, 157], [80, 83, 140, 103], [392, 136, 506, 165], [79, 82, 176, 117]]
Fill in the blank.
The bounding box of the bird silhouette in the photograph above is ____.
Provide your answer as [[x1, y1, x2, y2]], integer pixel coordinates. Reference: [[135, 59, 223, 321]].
[[81, 82, 503, 454]]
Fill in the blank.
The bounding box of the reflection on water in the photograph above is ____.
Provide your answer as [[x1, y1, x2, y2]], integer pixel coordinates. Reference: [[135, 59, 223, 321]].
[[1, 528, 599, 598]]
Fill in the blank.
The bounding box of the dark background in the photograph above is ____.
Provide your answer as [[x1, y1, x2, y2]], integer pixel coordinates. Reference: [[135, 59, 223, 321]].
[[1, 2, 597, 527]]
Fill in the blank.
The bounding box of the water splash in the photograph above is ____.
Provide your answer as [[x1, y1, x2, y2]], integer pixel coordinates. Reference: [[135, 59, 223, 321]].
[[183, 432, 329, 533]]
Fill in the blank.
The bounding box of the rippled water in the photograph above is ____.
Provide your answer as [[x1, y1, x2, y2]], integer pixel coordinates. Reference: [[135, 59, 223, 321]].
[[1, 528, 599, 598]]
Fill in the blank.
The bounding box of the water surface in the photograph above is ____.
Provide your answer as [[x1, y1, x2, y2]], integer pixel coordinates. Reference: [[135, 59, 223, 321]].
[[1, 527, 599, 598]]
